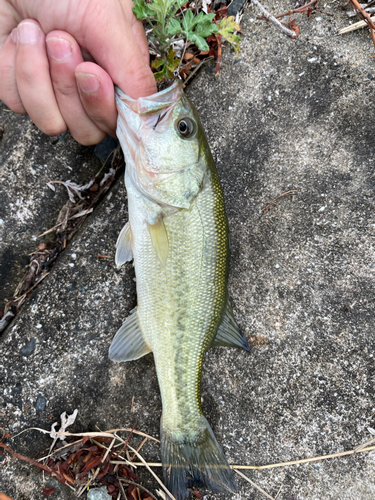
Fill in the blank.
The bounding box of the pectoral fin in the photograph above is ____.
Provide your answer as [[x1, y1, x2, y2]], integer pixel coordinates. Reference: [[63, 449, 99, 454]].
[[109, 307, 152, 362], [115, 221, 133, 267], [146, 218, 168, 266], [211, 299, 250, 351]]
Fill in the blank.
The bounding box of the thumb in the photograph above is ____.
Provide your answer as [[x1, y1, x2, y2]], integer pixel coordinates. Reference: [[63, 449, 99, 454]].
[[80, 1, 156, 98]]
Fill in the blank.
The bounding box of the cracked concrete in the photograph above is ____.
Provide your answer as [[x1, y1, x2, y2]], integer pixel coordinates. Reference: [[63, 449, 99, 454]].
[[0, 1, 374, 499]]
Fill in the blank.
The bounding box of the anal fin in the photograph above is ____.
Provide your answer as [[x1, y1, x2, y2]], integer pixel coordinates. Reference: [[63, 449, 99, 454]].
[[115, 221, 133, 267], [109, 307, 152, 362], [211, 299, 250, 351]]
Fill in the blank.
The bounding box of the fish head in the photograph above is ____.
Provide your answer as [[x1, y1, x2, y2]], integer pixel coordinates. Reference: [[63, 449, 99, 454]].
[[116, 81, 210, 209]]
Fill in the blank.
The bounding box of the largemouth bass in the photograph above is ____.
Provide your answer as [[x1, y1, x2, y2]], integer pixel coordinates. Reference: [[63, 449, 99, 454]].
[[109, 81, 250, 499]]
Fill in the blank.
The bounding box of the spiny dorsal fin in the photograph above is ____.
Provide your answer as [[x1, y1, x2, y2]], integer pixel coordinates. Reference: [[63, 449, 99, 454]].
[[109, 307, 152, 362], [211, 299, 250, 351], [115, 221, 133, 267], [146, 217, 168, 266]]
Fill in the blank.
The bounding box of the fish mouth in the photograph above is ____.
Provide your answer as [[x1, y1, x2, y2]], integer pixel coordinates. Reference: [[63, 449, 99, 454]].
[[115, 80, 184, 117]]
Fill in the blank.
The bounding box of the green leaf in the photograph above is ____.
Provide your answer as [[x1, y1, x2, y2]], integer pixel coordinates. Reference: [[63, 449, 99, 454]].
[[132, 0, 153, 20], [151, 48, 179, 82], [187, 33, 209, 51], [151, 58, 165, 69], [153, 61, 175, 82], [167, 17, 182, 35], [182, 9, 195, 32], [166, 47, 180, 72], [149, 0, 176, 19], [194, 12, 216, 26], [217, 16, 241, 55], [195, 18, 218, 38], [170, 0, 187, 14]]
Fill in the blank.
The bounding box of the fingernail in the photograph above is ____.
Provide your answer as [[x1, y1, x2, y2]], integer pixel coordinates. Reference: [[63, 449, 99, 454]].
[[18, 22, 43, 44], [76, 73, 100, 94], [46, 37, 72, 61], [11, 28, 18, 43]]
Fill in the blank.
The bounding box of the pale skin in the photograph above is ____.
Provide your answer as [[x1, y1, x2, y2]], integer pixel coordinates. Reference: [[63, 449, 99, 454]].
[[0, 0, 157, 145]]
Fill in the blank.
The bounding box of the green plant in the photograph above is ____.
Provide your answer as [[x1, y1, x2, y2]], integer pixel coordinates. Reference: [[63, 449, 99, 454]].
[[132, 0, 241, 81]]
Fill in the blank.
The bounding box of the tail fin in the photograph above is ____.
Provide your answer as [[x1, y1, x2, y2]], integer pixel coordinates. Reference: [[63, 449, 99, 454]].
[[161, 416, 236, 499]]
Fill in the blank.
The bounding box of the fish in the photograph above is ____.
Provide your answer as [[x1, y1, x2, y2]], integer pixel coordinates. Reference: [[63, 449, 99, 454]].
[[109, 80, 250, 499]]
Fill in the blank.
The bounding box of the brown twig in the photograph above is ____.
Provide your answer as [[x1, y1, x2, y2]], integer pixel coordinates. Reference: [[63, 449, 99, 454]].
[[0, 443, 74, 486], [350, 0, 375, 47], [261, 190, 297, 218], [183, 56, 214, 85], [234, 469, 275, 500], [129, 444, 375, 470], [274, 0, 319, 19], [252, 0, 297, 38], [119, 478, 157, 500], [215, 34, 223, 76]]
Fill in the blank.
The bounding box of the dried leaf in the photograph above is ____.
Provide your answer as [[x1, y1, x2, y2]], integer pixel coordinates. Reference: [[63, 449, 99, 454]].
[[42, 487, 56, 496], [288, 19, 300, 37], [184, 52, 195, 60], [217, 16, 240, 55]]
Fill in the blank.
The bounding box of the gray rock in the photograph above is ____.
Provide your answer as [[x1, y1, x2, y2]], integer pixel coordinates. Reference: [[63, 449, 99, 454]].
[[19, 337, 36, 357], [0, 3, 375, 500], [87, 487, 112, 500]]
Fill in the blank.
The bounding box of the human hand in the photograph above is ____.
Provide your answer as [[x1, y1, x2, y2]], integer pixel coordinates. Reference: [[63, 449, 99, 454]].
[[0, 0, 156, 145]]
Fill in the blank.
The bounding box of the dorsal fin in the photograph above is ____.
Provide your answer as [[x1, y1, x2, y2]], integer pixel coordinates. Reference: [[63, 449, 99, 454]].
[[115, 221, 133, 267], [146, 217, 169, 266], [109, 307, 152, 362], [211, 299, 250, 351]]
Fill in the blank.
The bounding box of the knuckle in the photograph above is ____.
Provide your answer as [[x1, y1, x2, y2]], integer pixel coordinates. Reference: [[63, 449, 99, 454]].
[[52, 78, 79, 98], [0, 94, 26, 114], [74, 129, 105, 146], [40, 120, 67, 137]]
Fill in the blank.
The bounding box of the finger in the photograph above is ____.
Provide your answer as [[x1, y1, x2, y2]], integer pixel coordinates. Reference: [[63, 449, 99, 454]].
[[75, 62, 117, 138], [77, 1, 157, 98], [15, 20, 66, 136], [0, 31, 26, 113], [131, 18, 150, 65], [46, 31, 105, 145]]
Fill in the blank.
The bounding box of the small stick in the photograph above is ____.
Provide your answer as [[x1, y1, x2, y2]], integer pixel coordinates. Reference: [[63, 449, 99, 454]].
[[135, 437, 148, 455], [215, 34, 223, 77], [127, 445, 175, 500], [234, 469, 275, 500], [77, 437, 116, 497], [183, 56, 214, 85], [128, 444, 375, 470], [91, 439, 135, 467], [11, 272, 50, 303], [252, 0, 297, 38], [119, 478, 157, 500], [350, 0, 375, 46], [13, 427, 160, 443], [339, 16, 375, 33], [118, 479, 127, 499], [354, 436, 375, 451], [274, 484, 283, 499], [274, 0, 319, 19], [261, 190, 297, 218]]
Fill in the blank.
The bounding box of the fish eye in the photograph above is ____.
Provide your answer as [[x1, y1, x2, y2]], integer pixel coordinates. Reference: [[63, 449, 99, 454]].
[[176, 118, 196, 139]]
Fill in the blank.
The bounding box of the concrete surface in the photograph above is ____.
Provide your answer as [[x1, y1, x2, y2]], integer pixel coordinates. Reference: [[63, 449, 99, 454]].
[[1, 1, 375, 499], [0, 108, 102, 308]]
